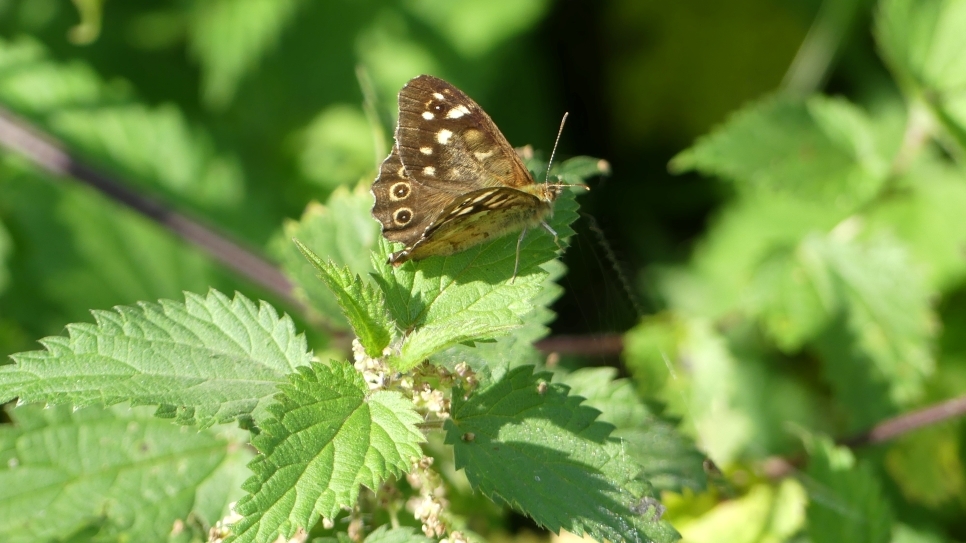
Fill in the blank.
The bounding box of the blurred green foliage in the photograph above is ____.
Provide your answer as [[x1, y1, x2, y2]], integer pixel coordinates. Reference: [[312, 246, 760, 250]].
[[0, 0, 965, 541]]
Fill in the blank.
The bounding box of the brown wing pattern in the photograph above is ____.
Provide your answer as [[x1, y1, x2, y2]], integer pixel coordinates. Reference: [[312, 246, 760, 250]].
[[370, 146, 452, 247], [395, 75, 534, 191], [393, 187, 552, 264]]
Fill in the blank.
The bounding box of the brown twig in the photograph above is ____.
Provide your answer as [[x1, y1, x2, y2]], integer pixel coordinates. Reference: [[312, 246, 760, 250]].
[[535, 333, 624, 357], [0, 106, 299, 309]]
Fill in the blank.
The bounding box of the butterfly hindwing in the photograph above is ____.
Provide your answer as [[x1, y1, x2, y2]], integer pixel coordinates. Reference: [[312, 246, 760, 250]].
[[371, 146, 452, 246]]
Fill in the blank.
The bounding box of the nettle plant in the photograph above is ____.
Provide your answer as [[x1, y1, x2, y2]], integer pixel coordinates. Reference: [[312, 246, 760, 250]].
[[0, 156, 702, 543]]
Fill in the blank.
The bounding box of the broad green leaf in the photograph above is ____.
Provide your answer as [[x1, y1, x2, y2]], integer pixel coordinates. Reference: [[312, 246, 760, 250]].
[[446, 366, 679, 543], [50, 104, 245, 207], [549, 155, 611, 185], [402, 0, 551, 57], [677, 480, 806, 543], [0, 36, 111, 111], [670, 95, 894, 206], [374, 190, 580, 371], [876, 0, 966, 152], [0, 164, 230, 337], [231, 361, 424, 543], [658, 194, 845, 320], [885, 425, 965, 507], [807, 234, 935, 406], [298, 105, 378, 189], [314, 526, 434, 543], [275, 184, 380, 328], [805, 436, 893, 543], [0, 404, 252, 543], [188, 0, 302, 108], [623, 315, 754, 465], [0, 35, 245, 208], [0, 290, 312, 427], [557, 367, 707, 493], [866, 159, 966, 290], [294, 240, 392, 357], [0, 220, 10, 294]]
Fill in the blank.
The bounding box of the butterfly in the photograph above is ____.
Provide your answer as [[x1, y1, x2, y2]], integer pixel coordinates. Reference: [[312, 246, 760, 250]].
[[371, 75, 568, 276]]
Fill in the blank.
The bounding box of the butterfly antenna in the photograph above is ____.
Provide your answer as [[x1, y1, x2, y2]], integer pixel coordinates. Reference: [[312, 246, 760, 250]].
[[545, 112, 569, 184]]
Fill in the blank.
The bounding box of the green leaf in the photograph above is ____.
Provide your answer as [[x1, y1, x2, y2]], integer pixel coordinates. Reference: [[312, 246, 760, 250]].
[[677, 481, 806, 543], [362, 525, 434, 543], [805, 435, 893, 543], [670, 95, 894, 206], [373, 190, 580, 371], [294, 240, 392, 357], [558, 367, 708, 494], [876, 0, 966, 152], [446, 366, 679, 543], [0, 36, 111, 112], [402, 0, 552, 57], [807, 234, 935, 406], [885, 425, 965, 508], [0, 220, 10, 294], [49, 104, 245, 207], [0, 290, 312, 428], [866, 159, 966, 290], [0, 404, 252, 543], [297, 105, 379, 190], [550, 155, 611, 185], [275, 184, 380, 328], [188, 0, 302, 108], [231, 361, 424, 543]]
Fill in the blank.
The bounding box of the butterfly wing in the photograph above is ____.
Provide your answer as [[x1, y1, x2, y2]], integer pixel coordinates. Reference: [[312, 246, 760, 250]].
[[393, 186, 552, 264], [371, 145, 454, 247], [395, 75, 535, 191]]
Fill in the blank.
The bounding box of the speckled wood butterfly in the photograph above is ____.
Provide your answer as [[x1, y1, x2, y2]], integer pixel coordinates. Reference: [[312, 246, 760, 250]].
[[371, 75, 566, 273]]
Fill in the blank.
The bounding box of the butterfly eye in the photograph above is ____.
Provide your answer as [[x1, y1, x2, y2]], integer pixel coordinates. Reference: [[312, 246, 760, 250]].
[[393, 208, 413, 225], [390, 182, 410, 200]]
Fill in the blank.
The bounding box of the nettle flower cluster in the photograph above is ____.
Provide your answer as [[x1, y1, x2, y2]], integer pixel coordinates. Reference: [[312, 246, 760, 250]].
[[351, 338, 478, 539]]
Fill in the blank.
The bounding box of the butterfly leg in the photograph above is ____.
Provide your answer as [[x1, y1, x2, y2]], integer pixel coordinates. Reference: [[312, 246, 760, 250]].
[[511, 227, 528, 283], [540, 221, 562, 250]]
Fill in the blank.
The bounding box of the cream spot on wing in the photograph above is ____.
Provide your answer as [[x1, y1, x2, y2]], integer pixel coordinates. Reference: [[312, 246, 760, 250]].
[[423, 166, 436, 176], [473, 150, 494, 161], [422, 111, 434, 120], [397, 166, 407, 177], [446, 105, 471, 119], [437, 129, 453, 144], [420, 146, 433, 155], [390, 181, 410, 201], [433, 92, 445, 100]]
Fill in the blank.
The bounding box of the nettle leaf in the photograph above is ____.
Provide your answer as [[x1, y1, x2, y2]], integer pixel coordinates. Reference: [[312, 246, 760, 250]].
[[805, 436, 893, 543], [0, 290, 312, 427], [0, 220, 10, 294], [670, 95, 895, 206], [0, 404, 252, 543], [231, 361, 424, 543], [188, 0, 302, 108], [295, 240, 392, 357], [374, 190, 580, 371], [876, 0, 966, 151], [805, 234, 935, 407], [550, 155, 611, 185], [623, 315, 754, 465], [866, 159, 966, 291], [50, 104, 245, 208], [446, 366, 679, 543], [0, 36, 112, 112], [276, 184, 380, 327], [558, 367, 708, 494], [678, 480, 806, 542]]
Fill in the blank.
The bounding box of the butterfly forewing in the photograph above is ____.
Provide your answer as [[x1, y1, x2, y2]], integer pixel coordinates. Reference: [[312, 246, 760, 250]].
[[396, 75, 534, 191]]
